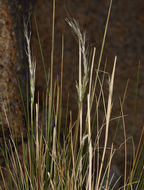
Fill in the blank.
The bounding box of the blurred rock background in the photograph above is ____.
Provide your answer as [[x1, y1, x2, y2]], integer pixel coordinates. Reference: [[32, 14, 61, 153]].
[[0, 0, 33, 166]]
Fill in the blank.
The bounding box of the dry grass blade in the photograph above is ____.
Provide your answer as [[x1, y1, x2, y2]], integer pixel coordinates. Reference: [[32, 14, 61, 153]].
[[87, 94, 92, 190], [96, 56, 117, 190], [105, 143, 113, 189], [36, 103, 39, 166]]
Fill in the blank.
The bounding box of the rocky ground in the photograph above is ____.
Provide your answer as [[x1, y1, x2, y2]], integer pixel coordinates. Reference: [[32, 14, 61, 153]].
[[32, 0, 144, 176]]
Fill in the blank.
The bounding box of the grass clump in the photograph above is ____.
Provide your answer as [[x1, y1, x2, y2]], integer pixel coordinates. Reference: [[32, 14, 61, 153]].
[[1, 0, 144, 189]]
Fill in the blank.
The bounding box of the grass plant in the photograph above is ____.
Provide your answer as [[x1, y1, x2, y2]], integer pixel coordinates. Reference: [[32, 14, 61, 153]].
[[1, 0, 144, 189]]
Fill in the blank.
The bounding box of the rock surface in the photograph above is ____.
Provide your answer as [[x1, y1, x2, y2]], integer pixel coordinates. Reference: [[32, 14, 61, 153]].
[[0, 0, 33, 166]]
